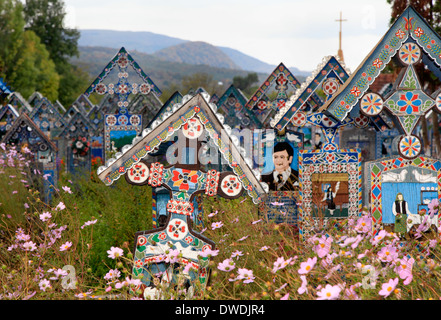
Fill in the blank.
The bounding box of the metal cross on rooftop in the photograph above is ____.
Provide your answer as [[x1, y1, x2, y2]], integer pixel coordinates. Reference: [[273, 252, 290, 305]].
[[336, 11, 347, 63]]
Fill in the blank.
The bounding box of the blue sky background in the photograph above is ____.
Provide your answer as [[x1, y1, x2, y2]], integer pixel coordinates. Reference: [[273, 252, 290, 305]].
[[64, 0, 392, 72]]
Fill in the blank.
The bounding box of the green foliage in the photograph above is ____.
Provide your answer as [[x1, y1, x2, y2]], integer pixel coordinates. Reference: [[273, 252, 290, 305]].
[[0, 0, 88, 105], [232, 72, 258, 94], [23, 0, 80, 66], [8, 30, 60, 101], [56, 63, 91, 106], [56, 171, 153, 279], [23, 0, 84, 105], [0, 0, 25, 77], [181, 72, 225, 96]]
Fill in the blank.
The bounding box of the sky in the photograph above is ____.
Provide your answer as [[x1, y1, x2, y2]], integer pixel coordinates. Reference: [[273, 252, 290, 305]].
[[63, 0, 392, 73]]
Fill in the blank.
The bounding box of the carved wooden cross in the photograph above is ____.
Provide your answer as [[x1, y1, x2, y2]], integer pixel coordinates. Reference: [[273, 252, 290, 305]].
[[97, 93, 266, 299]]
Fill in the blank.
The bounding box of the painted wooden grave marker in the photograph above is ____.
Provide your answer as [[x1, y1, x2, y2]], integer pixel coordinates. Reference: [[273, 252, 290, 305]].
[[96, 93, 266, 299], [320, 6, 441, 237]]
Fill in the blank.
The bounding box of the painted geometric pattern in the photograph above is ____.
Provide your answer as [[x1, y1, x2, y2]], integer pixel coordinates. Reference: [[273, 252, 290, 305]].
[[385, 90, 434, 116], [399, 135, 422, 159], [303, 112, 354, 152], [131, 215, 213, 293], [411, 9, 441, 68], [399, 42, 421, 65], [245, 63, 300, 111], [299, 148, 362, 239], [326, 8, 417, 121], [102, 106, 263, 204], [29, 97, 67, 134], [369, 156, 441, 235], [273, 56, 350, 130], [84, 47, 161, 99], [216, 85, 261, 129], [147, 92, 183, 128], [360, 93, 384, 116]]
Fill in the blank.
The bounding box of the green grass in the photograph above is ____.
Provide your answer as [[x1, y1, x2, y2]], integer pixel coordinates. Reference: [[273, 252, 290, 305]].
[[2, 145, 441, 300]]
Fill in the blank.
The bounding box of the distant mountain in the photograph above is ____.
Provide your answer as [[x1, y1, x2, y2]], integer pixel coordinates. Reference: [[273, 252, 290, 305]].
[[71, 46, 260, 96], [78, 29, 187, 54], [153, 41, 240, 70], [218, 46, 310, 77], [78, 29, 311, 77]]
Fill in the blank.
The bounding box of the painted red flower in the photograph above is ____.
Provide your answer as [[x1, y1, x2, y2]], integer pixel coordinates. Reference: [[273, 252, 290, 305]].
[[172, 169, 199, 191]]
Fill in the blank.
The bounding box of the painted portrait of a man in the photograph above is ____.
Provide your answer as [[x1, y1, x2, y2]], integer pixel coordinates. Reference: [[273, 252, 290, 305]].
[[261, 141, 299, 191]]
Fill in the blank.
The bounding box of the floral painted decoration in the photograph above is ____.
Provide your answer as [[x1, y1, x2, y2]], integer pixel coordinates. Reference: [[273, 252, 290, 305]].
[[71, 136, 90, 157]]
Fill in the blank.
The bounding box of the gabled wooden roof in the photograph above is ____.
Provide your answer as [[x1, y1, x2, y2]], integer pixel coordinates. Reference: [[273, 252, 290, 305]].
[[1, 112, 58, 152], [97, 93, 267, 203], [216, 84, 262, 129], [271, 55, 351, 130], [320, 6, 441, 122], [83, 47, 162, 99]]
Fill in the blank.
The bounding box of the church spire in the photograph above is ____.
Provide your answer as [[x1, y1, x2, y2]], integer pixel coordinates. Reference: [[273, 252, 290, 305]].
[[336, 11, 347, 62]]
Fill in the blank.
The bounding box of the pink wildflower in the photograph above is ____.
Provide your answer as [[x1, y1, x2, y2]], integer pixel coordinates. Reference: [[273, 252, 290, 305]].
[[217, 258, 236, 272], [81, 219, 97, 229], [321, 252, 338, 267], [211, 221, 223, 230], [198, 248, 219, 258], [39, 212, 51, 222], [298, 256, 317, 275], [237, 235, 249, 242], [314, 235, 333, 258], [231, 250, 243, 259], [59, 241, 72, 251], [272, 256, 293, 273], [316, 284, 341, 300], [208, 210, 218, 218], [104, 268, 121, 281], [165, 248, 180, 263], [379, 277, 399, 298], [107, 246, 124, 259], [23, 241, 37, 252], [237, 268, 255, 284], [371, 229, 387, 246], [395, 256, 414, 285], [355, 215, 371, 233], [377, 245, 398, 263], [297, 275, 308, 294], [62, 186, 72, 194], [55, 201, 66, 211], [275, 283, 288, 292], [38, 279, 51, 292], [344, 284, 361, 300], [428, 198, 439, 216]]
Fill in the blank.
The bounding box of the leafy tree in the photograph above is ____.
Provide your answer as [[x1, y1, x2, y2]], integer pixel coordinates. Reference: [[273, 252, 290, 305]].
[[181, 72, 224, 96], [0, 0, 26, 79], [23, 0, 80, 67], [23, 0, 87, 105], [232, 72, 258, 93], [0, 1, 60, 101], [8, 30, 60, 101], [57, 62, 91, 106]]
